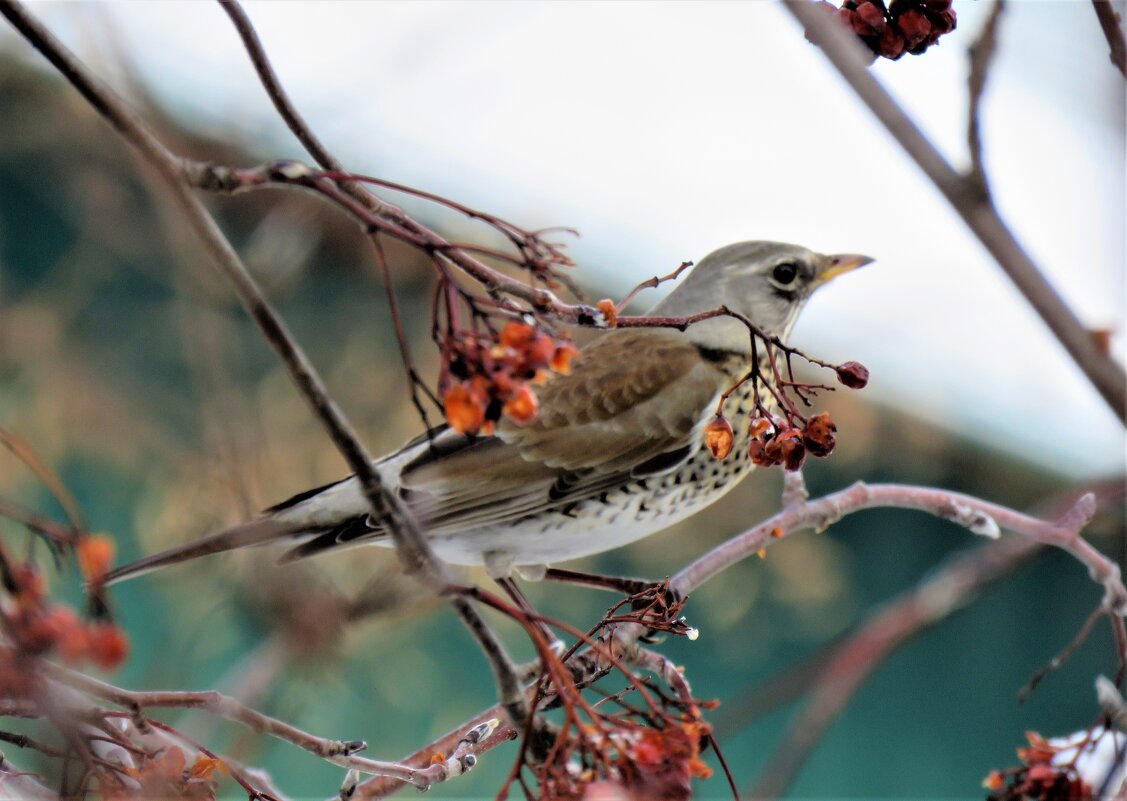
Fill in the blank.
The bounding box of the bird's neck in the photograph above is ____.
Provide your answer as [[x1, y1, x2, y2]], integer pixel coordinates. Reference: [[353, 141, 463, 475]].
[[681, 314, 794, 361]]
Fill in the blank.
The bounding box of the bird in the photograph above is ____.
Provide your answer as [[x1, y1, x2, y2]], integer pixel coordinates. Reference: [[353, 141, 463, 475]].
[[104, 241, 871, 586]]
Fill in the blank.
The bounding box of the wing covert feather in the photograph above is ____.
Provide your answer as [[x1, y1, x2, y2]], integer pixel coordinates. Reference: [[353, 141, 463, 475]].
[[390, 328, 726, 533]]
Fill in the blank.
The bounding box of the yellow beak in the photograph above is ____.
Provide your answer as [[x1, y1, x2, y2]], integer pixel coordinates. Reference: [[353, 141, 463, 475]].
[[815, 253, 875, 287]]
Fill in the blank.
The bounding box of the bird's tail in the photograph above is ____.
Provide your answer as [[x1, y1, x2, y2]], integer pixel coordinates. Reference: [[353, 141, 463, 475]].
[[103, 517, 296, 586]]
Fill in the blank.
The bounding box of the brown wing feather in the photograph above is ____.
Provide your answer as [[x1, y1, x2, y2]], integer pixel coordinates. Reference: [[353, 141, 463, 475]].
[[499, 329, 726, 471], [396, 329, 725, 531]]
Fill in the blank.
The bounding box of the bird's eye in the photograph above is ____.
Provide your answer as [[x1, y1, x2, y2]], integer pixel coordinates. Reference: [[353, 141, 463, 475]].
[[771, 263, 798, 286]]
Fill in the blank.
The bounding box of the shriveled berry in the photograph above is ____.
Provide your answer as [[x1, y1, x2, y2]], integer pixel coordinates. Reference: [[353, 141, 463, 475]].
[[853, 1, 887, 35], [803, 412, 838, 458], [521, 334, 557, 372], [596, 298, 618, 328], [896, 7, 932, 48], [779, 435, 806, 472], [443, 383, 486, 435], [703, 416, 734, 460], [503, 385, 539, 424], [748, 440, 779, 467], [877, 25, 906, 59], [499, 321, 536, 349], [550, 343, 579, 374], [749, 417, 775, 440], [835, 360, 870, 389]]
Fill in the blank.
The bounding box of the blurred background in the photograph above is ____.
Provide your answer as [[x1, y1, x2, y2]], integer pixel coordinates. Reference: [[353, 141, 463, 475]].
[[0, 2, 1124, 799]]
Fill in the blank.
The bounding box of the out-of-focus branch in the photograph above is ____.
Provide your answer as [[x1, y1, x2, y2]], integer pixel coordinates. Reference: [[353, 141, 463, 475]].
[[0, 754, 60, 801], [785, 0, 1127, 423], [747, 534, 1042, 798], [0, 0, 428, 585], [1091, 0, 1127, 77], [0, 0, 526, 734]]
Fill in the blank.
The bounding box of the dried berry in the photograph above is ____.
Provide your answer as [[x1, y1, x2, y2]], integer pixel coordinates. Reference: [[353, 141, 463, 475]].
[[596, 298, 619, 328], [803, 412, 837, 457], [443, 382, 486, 435], [499, 321, 536, 349], [835, 360, 870, 389], [521, 334, 557, 373], [749, 417, 775, 439], [703, 416, 734, 460], [853, 0, 886, 34], [779, 433, 807, 472], [896, 7, 932, 48], [503, 385, 539, 424], [748, 440, 778, 467], [551, 343, 578, 374]]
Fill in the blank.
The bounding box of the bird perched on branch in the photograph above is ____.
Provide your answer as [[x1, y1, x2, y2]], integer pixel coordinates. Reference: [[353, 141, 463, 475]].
[[105, 241, 870, 585]]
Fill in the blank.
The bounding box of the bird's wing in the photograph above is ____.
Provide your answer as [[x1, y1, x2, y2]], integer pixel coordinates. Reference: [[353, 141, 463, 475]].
[[500, 328, 728, 471], [400, 329, 727, 517], [279, 329, 729, 561]]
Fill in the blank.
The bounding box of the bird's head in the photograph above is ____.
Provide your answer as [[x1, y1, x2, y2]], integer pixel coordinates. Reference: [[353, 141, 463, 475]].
[[648, 241, 873, 353]]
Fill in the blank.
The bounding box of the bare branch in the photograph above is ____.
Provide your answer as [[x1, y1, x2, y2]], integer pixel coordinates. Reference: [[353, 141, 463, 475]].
[[673, 481, 1123, 616], [785, 0, 1127, 423], [41, 663, 504, 791], [217, 0, 385, 215], [1092, 0, 1127, 77], [966, 0, 1005, 195], [0, 0, 526, 734]]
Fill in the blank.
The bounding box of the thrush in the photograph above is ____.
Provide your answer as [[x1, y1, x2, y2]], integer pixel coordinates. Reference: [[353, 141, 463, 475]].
[[105, 241, 870, 585]]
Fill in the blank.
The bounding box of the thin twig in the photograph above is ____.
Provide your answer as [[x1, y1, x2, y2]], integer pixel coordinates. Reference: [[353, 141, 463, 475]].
[[0, 0, 527, 735], [217, 0, 385, 215], [44, 665, 383, 767], [966, 0, 1005, 195], [747, 534, 1041, 798], [615, 260, 694, 312], [785, 0, 1127, 423], [1018, 605, 1106, 702]]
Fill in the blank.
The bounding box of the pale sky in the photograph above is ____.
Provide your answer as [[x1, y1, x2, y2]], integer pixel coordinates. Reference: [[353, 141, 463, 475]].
[[5, 1, 1125, 476]]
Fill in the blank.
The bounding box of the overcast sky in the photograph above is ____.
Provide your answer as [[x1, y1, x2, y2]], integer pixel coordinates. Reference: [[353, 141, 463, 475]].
[[4, 1, 1124, 476]]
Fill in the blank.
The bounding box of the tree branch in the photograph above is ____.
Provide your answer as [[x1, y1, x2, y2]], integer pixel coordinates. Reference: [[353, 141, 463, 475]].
[[673, 481, 1122, 616], [785, 0, 1127, 423], [0, 0, 525, 737], [1091, 0, 1127, 77]]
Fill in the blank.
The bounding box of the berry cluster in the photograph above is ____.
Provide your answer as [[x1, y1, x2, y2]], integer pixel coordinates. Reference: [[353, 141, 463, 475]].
[[1, 544, 129, 700], [821, 0, 957, 60], [983, 731, 1094, 801], [705, 412, 838, 472], [749, 412, 838, 472], [441, 321, 577, 435]]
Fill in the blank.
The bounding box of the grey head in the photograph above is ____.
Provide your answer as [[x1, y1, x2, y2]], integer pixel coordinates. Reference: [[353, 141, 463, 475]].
[[648, 241, 873, 353]]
